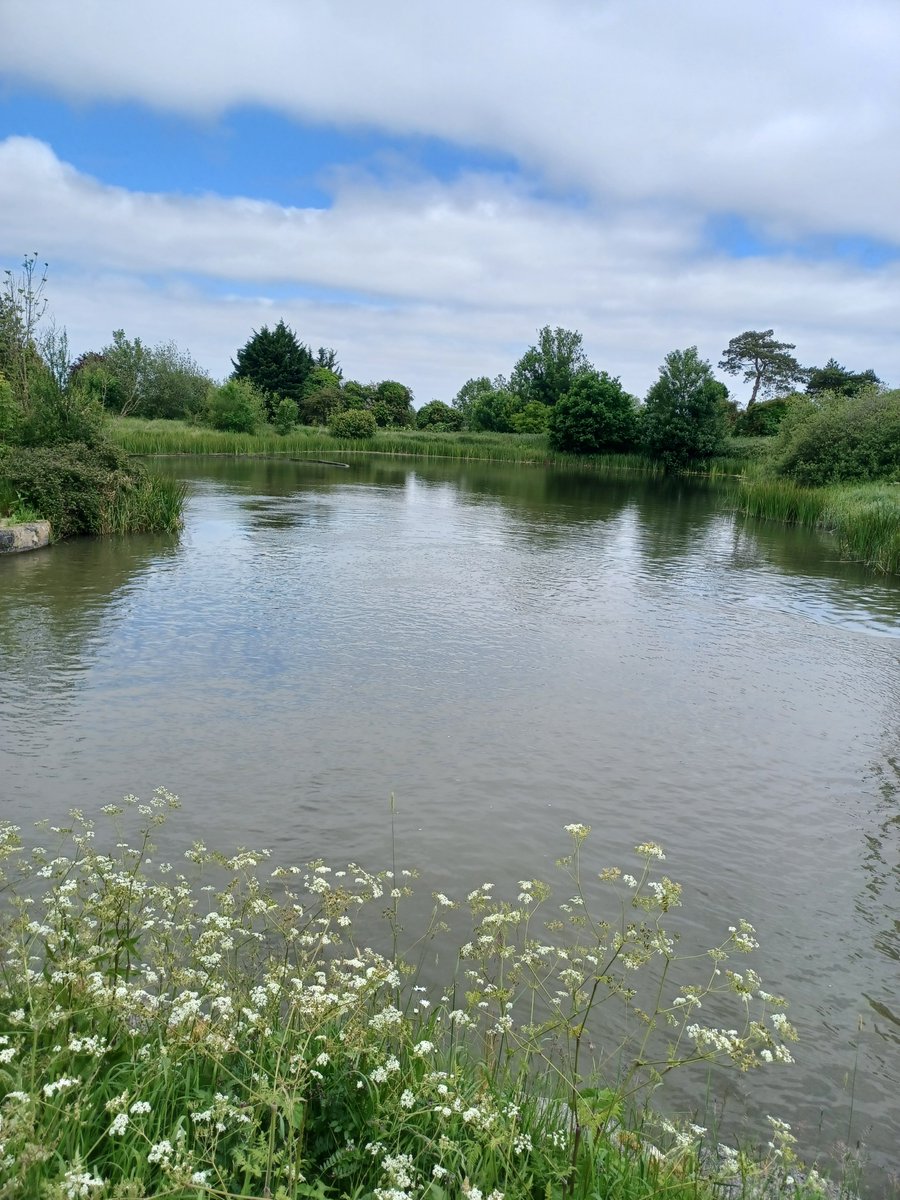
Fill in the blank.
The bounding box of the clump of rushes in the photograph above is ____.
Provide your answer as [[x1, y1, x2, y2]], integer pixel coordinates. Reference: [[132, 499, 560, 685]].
[[0, 798, 819, 1200]]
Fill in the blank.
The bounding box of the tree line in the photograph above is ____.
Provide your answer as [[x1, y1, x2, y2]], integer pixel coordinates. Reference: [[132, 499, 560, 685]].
[[2, 254, 891, 480]]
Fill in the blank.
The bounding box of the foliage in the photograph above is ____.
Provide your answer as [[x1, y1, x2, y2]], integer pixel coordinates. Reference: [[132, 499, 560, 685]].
[[0, 798, 812, 1200], [329, 407, 377, 439], [642, 347, 729, 469], [300, 367, 344, 425], [16, 369, 107, 448], [273, 396, 299, 436], [805, 358, 881, 397], [140, 342, 212, 419], [452, 375, 496, 426], [549, 370, 639, 454], [731, 396, 790, 437], [0, 441, 183, 538], [718, 330, 806, 407], [231, 320, 314, 416], [0, 253, 48, 414], [94, 329, 149, 416], [739, 478, 900, 575], [468, 385, 518, 433], [510, 325, 591, 407], [415, 399, 464, 430], [373, 379, 415, 427], [510, 400, 550, 433], [205, 379, 266, 433], [769, 387, 900, 486], [69, 334, 210, 421], [314, 345, 342, 376]]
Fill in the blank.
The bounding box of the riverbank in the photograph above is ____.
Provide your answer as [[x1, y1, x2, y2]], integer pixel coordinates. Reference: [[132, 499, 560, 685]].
[[107, 416, 751, 477], [739, 478, 900, 575], [0, 796, 834, 1200]]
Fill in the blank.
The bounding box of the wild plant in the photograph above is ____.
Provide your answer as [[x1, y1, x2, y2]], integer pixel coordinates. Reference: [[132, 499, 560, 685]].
[[0, 797, 815, 1200]]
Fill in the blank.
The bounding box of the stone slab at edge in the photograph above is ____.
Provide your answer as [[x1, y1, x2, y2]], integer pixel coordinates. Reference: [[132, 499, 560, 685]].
[[0, 520, 51, 553]]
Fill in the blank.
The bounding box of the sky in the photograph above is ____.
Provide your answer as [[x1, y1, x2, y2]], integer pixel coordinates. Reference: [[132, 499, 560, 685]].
[[1, 0, 898, 405]]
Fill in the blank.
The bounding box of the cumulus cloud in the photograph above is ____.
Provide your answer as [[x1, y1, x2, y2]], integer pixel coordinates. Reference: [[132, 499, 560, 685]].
[[3, 0, 900, 242], [1, 136, 896, 400]]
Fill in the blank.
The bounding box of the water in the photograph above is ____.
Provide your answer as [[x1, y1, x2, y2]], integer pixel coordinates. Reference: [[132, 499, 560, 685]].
[[2, 457, 899, 1188]]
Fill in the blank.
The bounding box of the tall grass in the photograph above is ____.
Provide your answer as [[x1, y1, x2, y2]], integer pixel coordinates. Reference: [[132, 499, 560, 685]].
[[108, 418, 748, 478], [99, 471, 187, 536], [0, 797, 822, 1200], [739, 479, 900, 574]]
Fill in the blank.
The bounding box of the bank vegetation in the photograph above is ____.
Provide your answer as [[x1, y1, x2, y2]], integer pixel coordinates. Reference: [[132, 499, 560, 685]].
[[0, 793, 832, 1200]]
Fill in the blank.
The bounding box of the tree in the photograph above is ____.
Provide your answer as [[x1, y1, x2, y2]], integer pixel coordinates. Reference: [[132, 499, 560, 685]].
[[718, 329, 806, 406], [805, 358, 881, 398], [642, 347, 729, 469], [372, 380, 414, 428], [314, 346, 342, 377], [549, 371, 639, 454], [452, 376, 498, 427], [99, 330, 149, 416], [300, 367, 344, 425], [231, 320, 314, 417], [510, 326, 591, 408], [468, 386, 518, 432], [415, 400, 463, 430]]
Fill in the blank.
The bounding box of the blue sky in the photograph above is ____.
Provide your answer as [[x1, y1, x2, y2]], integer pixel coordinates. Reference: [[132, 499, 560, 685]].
[[1, 0, 898, 402]]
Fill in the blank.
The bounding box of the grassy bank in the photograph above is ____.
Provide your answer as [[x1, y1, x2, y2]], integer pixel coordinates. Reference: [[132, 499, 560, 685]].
[[739, 478, 900, 574], [0, 796, 822, 1200], [108, 417, 749, 477], [0, 442, 185, 540]]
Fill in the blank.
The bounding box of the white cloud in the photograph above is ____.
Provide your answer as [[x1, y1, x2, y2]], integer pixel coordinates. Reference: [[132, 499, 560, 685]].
[[2, 0, 900, 243], [2, 136, 896, 401]]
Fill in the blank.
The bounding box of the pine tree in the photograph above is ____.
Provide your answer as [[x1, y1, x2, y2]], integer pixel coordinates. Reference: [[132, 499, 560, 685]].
[[231, 320, 313, 417]]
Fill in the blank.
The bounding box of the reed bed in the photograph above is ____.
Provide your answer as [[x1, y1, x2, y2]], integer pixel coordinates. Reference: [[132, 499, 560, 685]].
[[108, 418, 746, 478], [738, 479, 900, 574], [0, 796, 824, 1200], [99, 472, 187, 536]]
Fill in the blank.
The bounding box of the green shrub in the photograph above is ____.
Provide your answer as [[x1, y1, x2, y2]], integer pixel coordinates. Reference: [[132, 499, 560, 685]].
[[205, 378, 266, 433], [510, 400, 551, 433], [732, 396, 790, 437], [273, 395, 299, 435], [0, 441, 182, 538], [415, 399, 464, 430], [772, 388, 900, 485], [549, 371, 639, 453], [329, 407, 377, 439]]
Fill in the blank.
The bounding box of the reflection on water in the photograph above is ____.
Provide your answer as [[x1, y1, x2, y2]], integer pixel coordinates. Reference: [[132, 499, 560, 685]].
[[1, 456, 899, 1191]]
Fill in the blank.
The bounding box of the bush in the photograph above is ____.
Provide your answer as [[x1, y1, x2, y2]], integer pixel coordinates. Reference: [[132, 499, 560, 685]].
[[329, 408, 377, 439], [0, 441, 182, 538], [205, 379, 266, 433], [273, 396, 299, 435], [732, 397, 790, 437], [771, 388, 900, 485], [549, 371, 639, 454], [510, 400, 550, 433], [415, 399, 464, 430]]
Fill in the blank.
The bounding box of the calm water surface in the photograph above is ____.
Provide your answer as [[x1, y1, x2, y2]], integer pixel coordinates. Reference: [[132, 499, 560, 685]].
[[2, 458, 899, 1188]]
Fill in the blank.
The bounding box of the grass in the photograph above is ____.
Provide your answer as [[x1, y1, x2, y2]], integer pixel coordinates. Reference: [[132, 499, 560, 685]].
[[739, 478, 900, 574], [0, 797, 827, 1200], [107, 418, 749, 478], [0, 478, 43, 524], [99, 471, 186, 536]]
